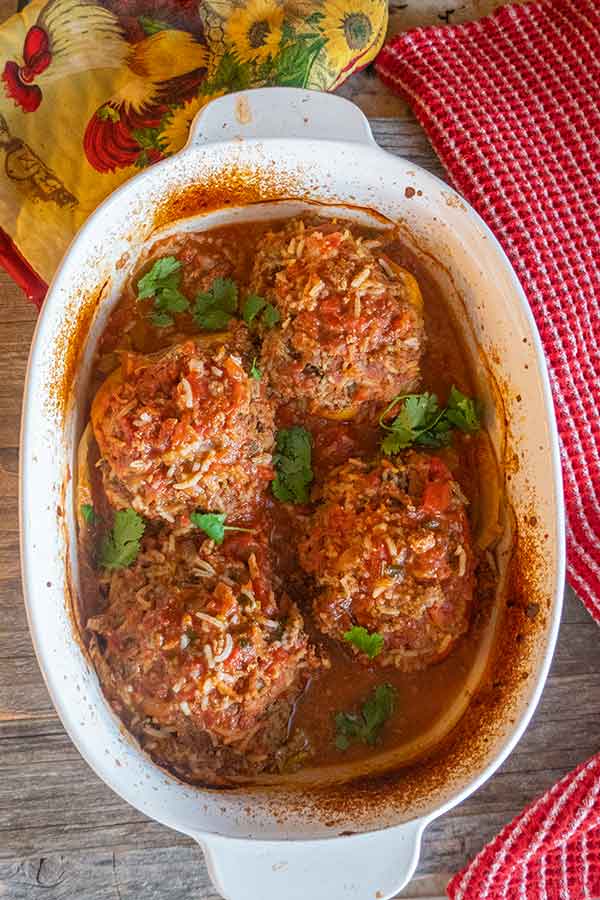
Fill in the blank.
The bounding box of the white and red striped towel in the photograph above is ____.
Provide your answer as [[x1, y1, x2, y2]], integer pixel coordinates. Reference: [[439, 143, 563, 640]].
[[376, 1, 600, 897], [377, 0, 600, 623], [447, 753, 600, 900]]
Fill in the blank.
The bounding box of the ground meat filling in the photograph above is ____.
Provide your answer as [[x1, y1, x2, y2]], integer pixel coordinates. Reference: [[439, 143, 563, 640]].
[[91, 323, 275, 523], [298, 453, 474, 671], [251, 218, 425, 418], [88, 525, 320, 779]]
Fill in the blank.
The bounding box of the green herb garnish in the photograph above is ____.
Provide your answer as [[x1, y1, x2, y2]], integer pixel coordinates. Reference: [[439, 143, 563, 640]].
[[250, 357, 262, 380], [379, 387, 480, 455], [335, 684, 397, 751], [260, 302, 280, 328], [343, 626, 384, 659], [190, 511, 252, 545], [137, 256, 189, 327], [242, 293, 266, 324], [194, 277, 238, 331], [242, 293, 280, 329], [445, 385, 481, 433], [99, 509, 145, 570], [272, 426, 313, 504], [80, 503, 96, 525]]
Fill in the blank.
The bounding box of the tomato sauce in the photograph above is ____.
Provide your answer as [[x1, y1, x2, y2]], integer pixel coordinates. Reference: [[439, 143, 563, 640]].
[[80, 216, 499, 776]]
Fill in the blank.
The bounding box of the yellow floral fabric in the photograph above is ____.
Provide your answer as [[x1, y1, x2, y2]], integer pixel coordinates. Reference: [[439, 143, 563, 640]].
[[0, 0, 387, 285]]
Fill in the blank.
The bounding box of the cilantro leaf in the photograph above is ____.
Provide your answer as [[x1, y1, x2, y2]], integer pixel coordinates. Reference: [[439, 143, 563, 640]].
[[250, 357, 262, 380], [191, 511, 226, 543], [379, 388, 480, 454], [190, 511, 252, 545], [196, 308, 234, 330], [242, 294, 266, 324], [445, 386, 481, 433], [335, 684, 397, 750], [362, 684, 396, 741], [261, 303, 281, 328], [80, 503, 96, 524], [242, 294, 281, 329], [158, 286, 189, 312], [194, 278, 238, 330], [343, 626, 384, 659], [137, 257, 190, 326], [151, 311, 175, 327], [137, 257, 181, 298], [272, 426, 313, 504], [100, 509, 145, 570], [211, 278, 238, 312], [379, 392, 440, 451]]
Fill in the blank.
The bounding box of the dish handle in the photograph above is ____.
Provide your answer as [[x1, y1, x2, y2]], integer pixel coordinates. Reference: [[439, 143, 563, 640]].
[[187, 87, 376, 147], [195, 819, 426, 900]]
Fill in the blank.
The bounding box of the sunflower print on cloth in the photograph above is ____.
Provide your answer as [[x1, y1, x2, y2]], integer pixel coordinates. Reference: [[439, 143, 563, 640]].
[[0, 0, 387, 285]]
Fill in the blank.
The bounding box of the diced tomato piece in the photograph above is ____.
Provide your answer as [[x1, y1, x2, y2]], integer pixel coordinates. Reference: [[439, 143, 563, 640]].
[[188, 373, 209, 400], [422, 479, 451, 513], [224, 356, 244, 380], [427, 456, 451, 480], [352, 386, 369, 403]]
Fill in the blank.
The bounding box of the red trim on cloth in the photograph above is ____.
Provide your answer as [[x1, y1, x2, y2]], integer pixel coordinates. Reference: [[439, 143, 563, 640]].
[[0, 228, 47, 307], [446, 753, 600, 900], [376, 3, 600, 897], [376, 0, 600, 624]]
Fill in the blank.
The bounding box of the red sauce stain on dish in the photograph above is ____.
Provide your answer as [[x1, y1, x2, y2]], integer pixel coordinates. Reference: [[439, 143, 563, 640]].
[[76, 214, 504, 786]]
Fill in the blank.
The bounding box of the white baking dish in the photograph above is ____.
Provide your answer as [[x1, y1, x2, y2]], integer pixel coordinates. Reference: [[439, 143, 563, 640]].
[[20, 88, 565, 899]]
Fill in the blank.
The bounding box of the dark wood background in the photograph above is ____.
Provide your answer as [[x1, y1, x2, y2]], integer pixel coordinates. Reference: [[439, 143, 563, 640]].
[[0, 9, 598, 885]]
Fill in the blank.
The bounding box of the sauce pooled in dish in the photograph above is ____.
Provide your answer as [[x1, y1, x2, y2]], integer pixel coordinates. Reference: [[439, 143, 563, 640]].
[[77, 215, 501, 784]]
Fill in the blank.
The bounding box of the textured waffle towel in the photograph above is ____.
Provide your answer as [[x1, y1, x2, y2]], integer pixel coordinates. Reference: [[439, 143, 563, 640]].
[[377, 0, 600, 625], [377, 2, 600, 896], [447, 753, 600, 900]]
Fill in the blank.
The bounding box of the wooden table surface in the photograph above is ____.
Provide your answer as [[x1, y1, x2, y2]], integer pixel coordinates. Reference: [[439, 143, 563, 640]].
[[1, 6, 599, 894]]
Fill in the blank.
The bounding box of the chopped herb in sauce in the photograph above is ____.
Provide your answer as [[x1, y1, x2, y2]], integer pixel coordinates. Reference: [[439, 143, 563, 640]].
[[242, 293, 280, 329], [249, 357, 262, 380], [343, 625, 384, 659], [379, 387, 480, 455], [335, 683, 397, 750], [100, 509, 145, 570], [137, 256, 190, 327], [190, 511, 252, 545], [194, 277, 238, 331], [80, 503, 96, 524], [445, 385, 481, 433], [261, 302, 281, 328], [272, 426, 313, 504]]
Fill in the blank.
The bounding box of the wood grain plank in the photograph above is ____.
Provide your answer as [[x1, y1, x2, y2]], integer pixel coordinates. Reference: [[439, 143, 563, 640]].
[[0, 272, 35, 324], [0, 847, 219, 900], [0, 316, 34, 448], [0, 848, 449, 900]]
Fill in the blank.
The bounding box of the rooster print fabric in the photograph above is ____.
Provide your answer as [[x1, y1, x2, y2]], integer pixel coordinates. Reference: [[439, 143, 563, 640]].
[[0, 0, 387, 285]]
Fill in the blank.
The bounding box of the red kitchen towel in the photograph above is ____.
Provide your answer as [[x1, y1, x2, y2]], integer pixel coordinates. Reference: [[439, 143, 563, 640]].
[[446, 753, 600, 900], [377, 3, 600, 897], [377, 0, 600, 625]]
